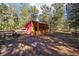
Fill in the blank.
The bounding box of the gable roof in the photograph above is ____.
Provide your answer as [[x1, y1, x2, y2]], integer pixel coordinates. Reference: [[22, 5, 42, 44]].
[[25, 20, 48, 27]]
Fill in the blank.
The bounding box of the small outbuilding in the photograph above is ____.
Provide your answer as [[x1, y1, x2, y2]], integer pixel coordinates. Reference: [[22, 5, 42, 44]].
[[25, 20, 49, 35]]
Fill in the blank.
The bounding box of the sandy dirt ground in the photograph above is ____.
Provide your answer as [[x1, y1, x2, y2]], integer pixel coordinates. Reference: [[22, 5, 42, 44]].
[[0, 32, 79, 56]]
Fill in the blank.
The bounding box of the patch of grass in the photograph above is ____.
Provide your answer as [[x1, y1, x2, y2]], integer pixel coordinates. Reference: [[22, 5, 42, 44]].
[[48, 38, 55, 42]]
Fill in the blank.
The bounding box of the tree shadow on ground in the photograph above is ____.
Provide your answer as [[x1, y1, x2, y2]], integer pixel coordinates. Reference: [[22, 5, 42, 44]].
[[0, 32, 79, 56], [44, 32, 79, 49]]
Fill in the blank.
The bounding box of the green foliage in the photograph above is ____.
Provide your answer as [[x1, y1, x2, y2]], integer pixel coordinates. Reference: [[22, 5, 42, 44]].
[[66, 3, 79, 32], [53, 3, 64, 31], [21, 5, 39, 28], [0, 3, 39, 30], [31, 6, 39, 14], [0, 3, 19, 30], [40, 4, 64, 32], [20, 6, 31, 28], [0, 3, 65, 32], [40, 4, 51, 23], [30, 6, 39, 20], [39, 14, 50, 23]]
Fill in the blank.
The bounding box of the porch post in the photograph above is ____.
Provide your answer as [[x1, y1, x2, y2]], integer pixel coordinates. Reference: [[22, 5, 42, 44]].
[[37, 22, 39, 36]]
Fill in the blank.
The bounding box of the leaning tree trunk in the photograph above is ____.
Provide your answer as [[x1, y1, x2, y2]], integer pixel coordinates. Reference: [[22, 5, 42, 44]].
[[49, 22, 51, 33], [74, 19, 77, 34], [72, 19, 78, 37]]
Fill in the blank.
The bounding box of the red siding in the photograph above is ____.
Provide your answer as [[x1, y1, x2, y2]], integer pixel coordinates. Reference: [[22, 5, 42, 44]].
[[25, 22, 32, 34]]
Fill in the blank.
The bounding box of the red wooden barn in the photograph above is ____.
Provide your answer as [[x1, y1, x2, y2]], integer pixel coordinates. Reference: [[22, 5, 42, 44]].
[[25, 20, 49, 35]]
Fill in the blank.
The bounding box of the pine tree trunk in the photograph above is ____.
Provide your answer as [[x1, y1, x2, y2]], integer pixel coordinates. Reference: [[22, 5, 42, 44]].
[[73, 19, 77, 37], [49, 22, 51, 33], [75, 19, 77, 34]]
